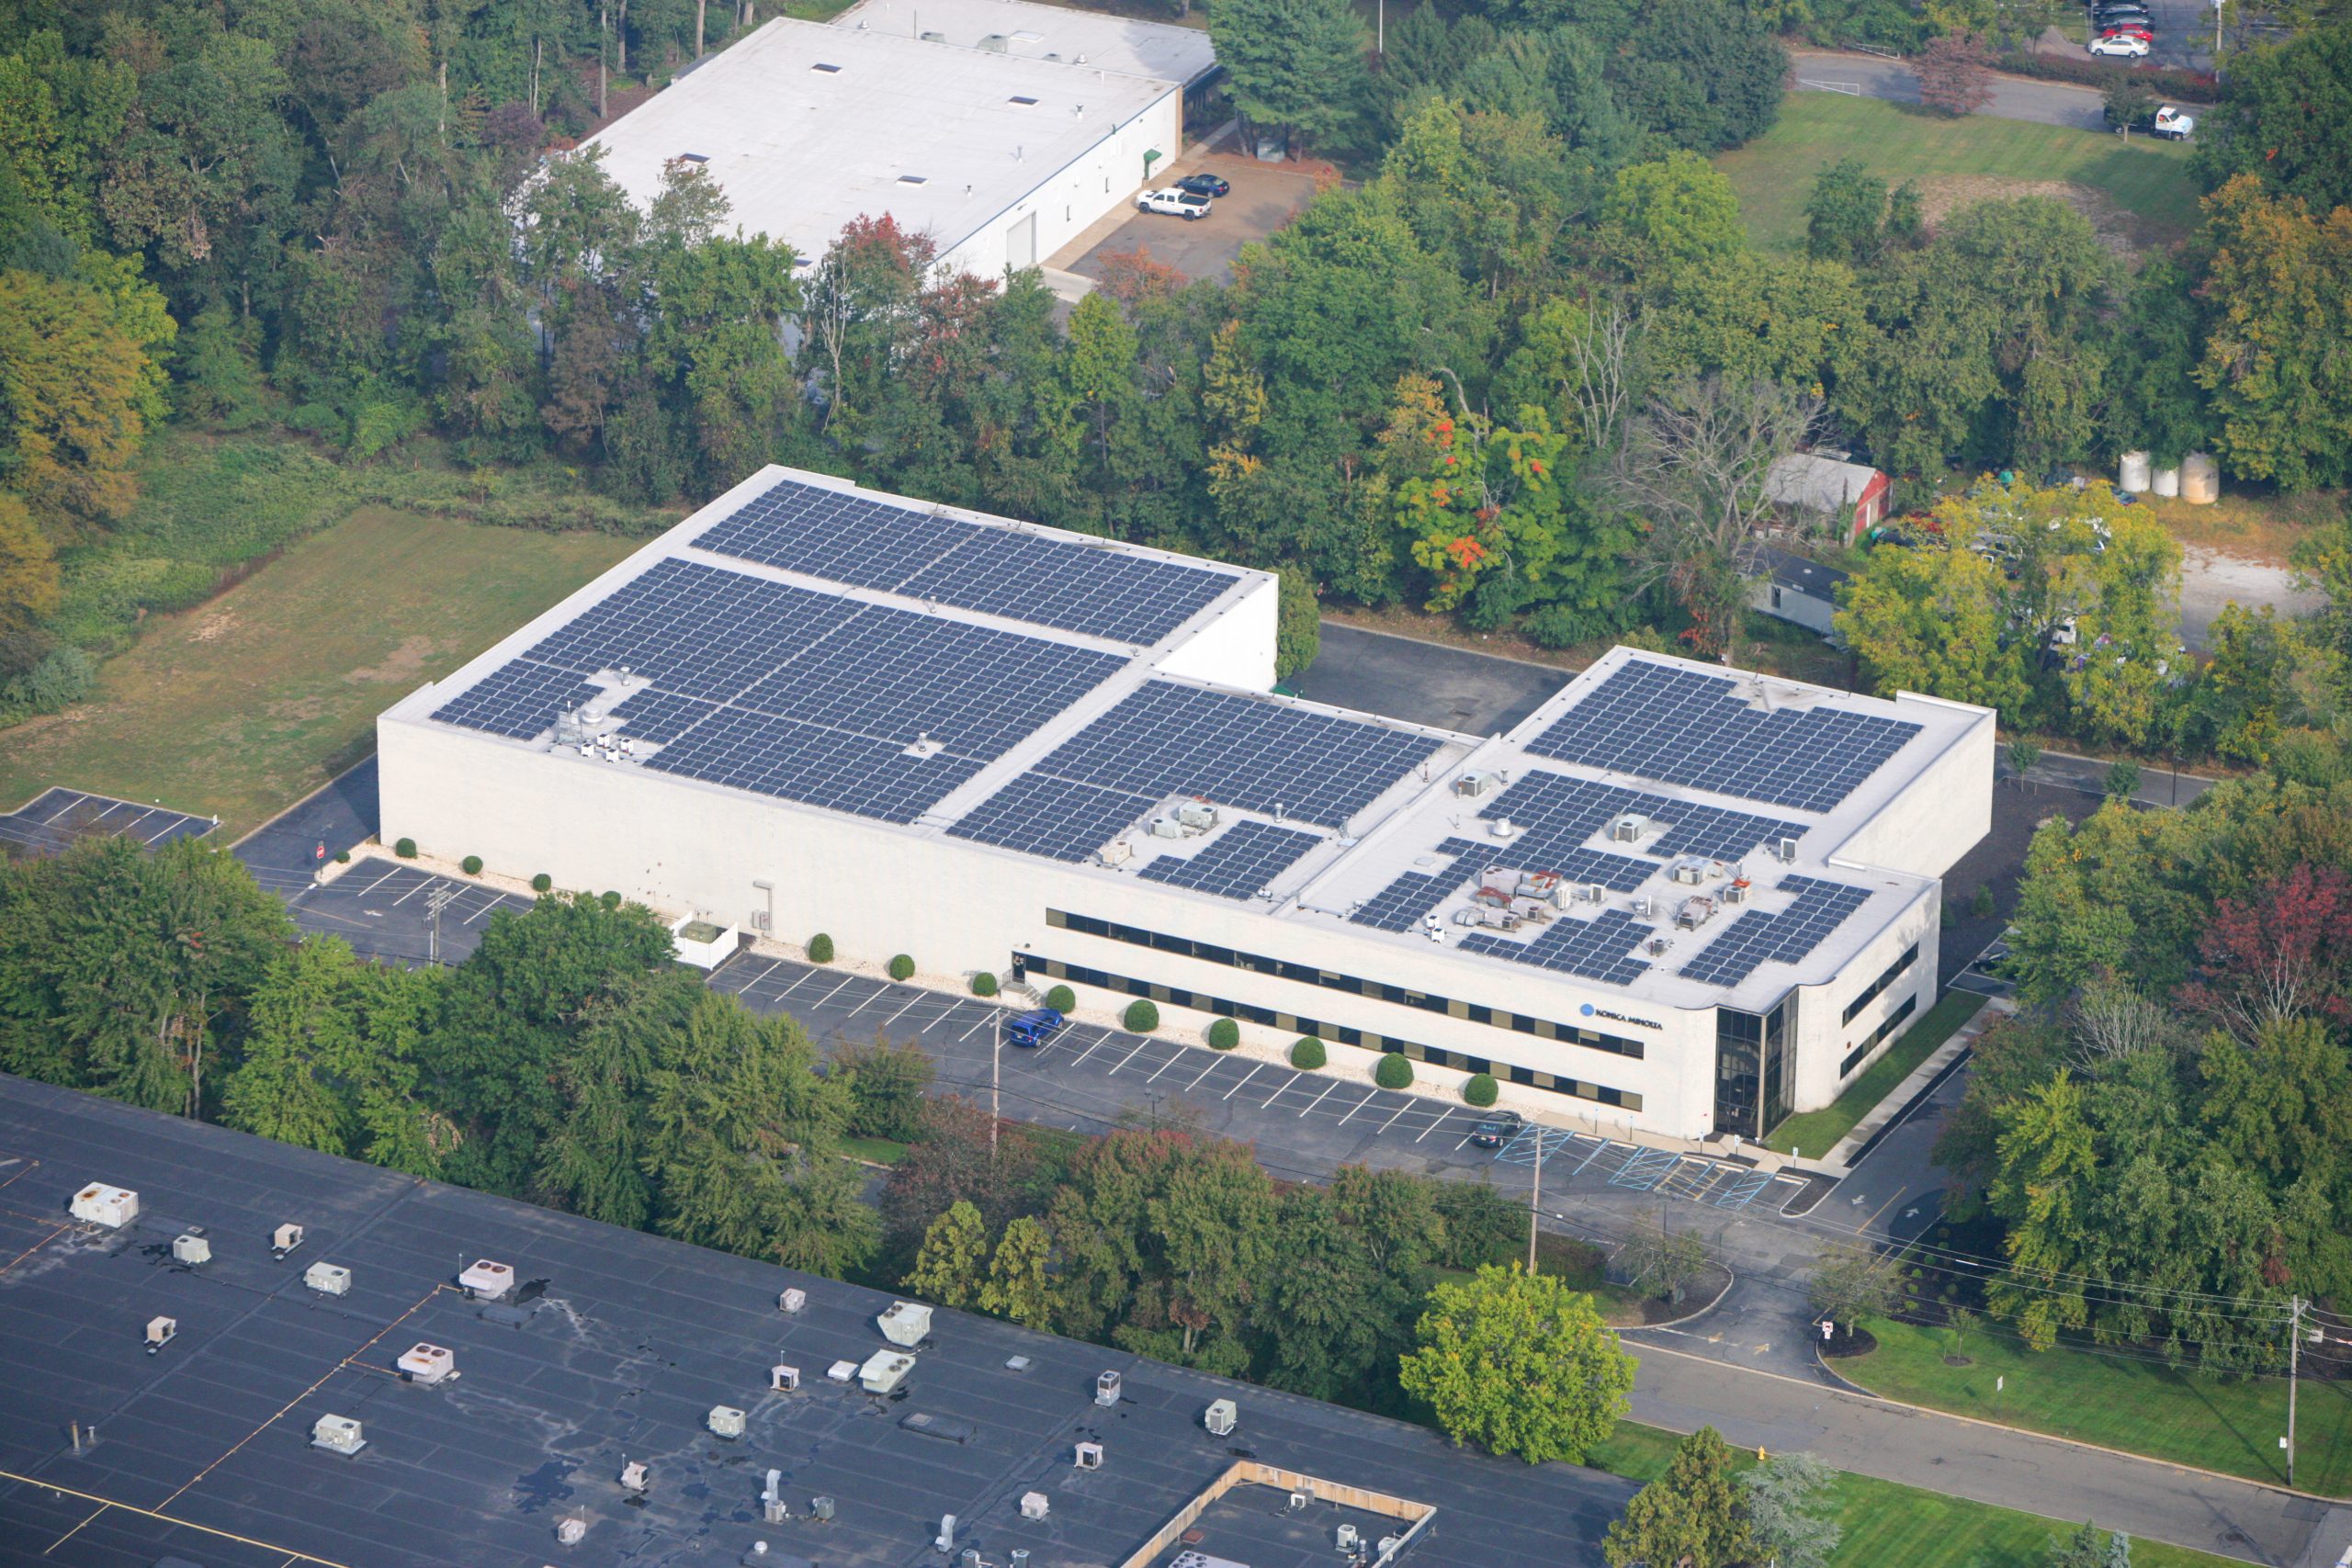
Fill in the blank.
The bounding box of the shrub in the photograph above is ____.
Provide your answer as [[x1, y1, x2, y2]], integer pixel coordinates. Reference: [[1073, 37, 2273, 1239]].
[[1044, 984, 1076, 1013], [1123, 998, 1160, 1032], [1464, 1072, 1499, 1107], [1290, 1036, 1327, 1069], [2104, 759, 2143, 800], [971, 971, 999, 997], [888, 953, 916, 982], [334, 851, 350, 864], [460, 854, 484, 875], [531, 873, 552, 893], [600, 890, 622, 909], [1206, 1018, 1240, 1050], [394, 837, 417, 858], [808, 932, 835, 964], [1375, 1052, 1414, 1090], [1969, 884, 1996, 919]]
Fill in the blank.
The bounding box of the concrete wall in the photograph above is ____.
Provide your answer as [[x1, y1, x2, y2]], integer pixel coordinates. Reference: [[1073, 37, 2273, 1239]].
[[1834, 692, 1996, 882], [945, 88, 1182, 277], [1782, 886, 1940, 1119]]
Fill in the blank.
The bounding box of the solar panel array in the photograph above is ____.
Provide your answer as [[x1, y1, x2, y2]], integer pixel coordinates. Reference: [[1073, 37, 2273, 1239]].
[[1649, 803, 1808, 863], [1459, 908, 1654, 986], [1478, 771, 1801, 872], [530, 558, 860, 702], [1138, 819, 1323, 900], [608, 689, 718, 744], [430, 659, 602, 739], [642, 708, 988, 824], [946, 773, 1155, 862], [1530, 659, 1922, 811], [694, 477, 1236, 644], [1677, 874, 1875, 987], [1351, 871, 1462, 933]]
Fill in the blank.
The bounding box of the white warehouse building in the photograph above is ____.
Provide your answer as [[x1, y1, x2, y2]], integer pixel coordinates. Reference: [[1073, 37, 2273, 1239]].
[[378, 468, 1994, 1145], [582, 0, 1217, 277]]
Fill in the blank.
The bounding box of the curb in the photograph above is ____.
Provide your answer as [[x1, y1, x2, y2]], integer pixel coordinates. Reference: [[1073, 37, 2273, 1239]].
[[1618, 1261, 1738, 1334]]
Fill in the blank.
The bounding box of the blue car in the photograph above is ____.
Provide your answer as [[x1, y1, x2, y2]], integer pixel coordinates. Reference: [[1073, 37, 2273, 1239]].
[[1004, 1008, 1064, 1047]]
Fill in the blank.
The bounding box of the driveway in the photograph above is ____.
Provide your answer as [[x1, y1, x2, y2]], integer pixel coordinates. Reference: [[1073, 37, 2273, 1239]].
[[1791, 48, 2109, 130], [2179, 547, 2326, 651], [1055, 149, 1317, 285]]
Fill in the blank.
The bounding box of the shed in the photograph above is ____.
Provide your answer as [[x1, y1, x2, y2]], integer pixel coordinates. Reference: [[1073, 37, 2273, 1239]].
[[1747, 545, 1851, 639], [1764, 453, 1891, 545]]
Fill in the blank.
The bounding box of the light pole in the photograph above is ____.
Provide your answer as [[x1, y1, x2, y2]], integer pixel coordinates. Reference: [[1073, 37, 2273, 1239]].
[[2288, 1294, 2303, 1485], [990, 1005, 1002, 1158], [1527, 1129, 1544, 1274]]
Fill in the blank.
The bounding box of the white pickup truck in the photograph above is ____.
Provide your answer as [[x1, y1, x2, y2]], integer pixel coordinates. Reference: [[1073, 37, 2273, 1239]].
[[1136, 186, 1211, 220], [2153, 105, 2194, 140]]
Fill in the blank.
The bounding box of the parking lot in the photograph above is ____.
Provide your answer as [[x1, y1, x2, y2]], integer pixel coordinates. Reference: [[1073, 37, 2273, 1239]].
[[0, 786, 217, 858], [1492, 1125, 1808, 1213], [278, 856, 533, 967], [1057, 150, 1318, 286]]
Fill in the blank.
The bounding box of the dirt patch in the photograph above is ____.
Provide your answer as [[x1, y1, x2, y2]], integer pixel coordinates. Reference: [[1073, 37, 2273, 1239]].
[[345, 635, 441, 686], [1917, 175, 2146, 254], [189, 610, 240, 644], [1944, 1354, 1975, 1366]]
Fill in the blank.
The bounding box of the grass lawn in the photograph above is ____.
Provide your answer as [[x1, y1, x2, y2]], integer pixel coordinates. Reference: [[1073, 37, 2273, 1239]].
[[840, 1135, 913, 1165], [1765, 988, 1984, 1158], [0, 508, 636, 837], [1585, 1422, 2240, 1567], [1843, 1315, 2352, 1496], [1716, 93, 2199, 252]]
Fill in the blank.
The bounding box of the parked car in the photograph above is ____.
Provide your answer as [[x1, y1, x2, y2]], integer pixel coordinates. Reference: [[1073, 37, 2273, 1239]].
[[1469, 1117, 1518, 1148], [1004, 1008, 1064, 1047], [2154, 105, 2195, 139], [2088, 31, 2149, 54], [2091, 6, 2151, 25], [1174, 173, 1230, 198], [1136, 186, 1211, 220]]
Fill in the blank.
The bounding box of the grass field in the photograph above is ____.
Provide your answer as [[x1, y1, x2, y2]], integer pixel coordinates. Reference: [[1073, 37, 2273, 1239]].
[[1843, 1315, 2352, 1496], [1765, 989, 1985, 1158], [0, 508, 636, 838], [1585, 1422, 2241, 1568], [840, 1135, 914, 1165], [1716, 93, 2200, 252]]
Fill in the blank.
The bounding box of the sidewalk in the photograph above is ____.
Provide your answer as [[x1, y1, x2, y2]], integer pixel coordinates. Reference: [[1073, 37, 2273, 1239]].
[[1631, 1340, 2343, 1567], [1810, 996, 2004, 1175]]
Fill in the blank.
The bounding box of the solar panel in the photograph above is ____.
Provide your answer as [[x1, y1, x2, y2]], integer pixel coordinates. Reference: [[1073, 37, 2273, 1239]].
[[1529, 659, 1922, 812], [1033, 682, 1442, 829], [695, 479, 971, 590], [1477, 770, 1801, 874], [1647, 803, 1807, 863], [1459, 908, 1654, 985], [643, 706, 986, 824], [608, 689, 718, 744], [527, 558, 861, 702], [1351, 870, 1463, 932], [946, 773, 1154, 862], [430, 659, 602, 739], [1137, 819, 1322, 900], [1677, 874, 1875, 987]]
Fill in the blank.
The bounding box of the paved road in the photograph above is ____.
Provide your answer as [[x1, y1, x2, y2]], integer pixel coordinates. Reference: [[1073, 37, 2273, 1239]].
[[1634, 1340, 2344, 1567], [1790, 48, 2113, 130]]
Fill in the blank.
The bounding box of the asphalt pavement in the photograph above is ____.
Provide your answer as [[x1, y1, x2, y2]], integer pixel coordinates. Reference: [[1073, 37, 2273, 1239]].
[[1287, 624, 1568, 738]]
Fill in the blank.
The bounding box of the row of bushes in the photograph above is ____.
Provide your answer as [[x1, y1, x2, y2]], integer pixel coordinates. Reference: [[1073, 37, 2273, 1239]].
[[1995, 49, 2216, 100]]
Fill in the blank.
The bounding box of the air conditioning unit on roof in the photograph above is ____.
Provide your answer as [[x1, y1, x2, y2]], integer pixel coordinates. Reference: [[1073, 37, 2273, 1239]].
[[877, 1300, 932, 1347], [458, 1258, 514, 1300], [311, 1415, 365, 1456], [272, 1224, 304, 1257], [171, 1233, 210, 1267], [1610, 814, 1647, 843], [397, 1343, 456, 1385], [71, 1183, 137, 1228], [305, 1261, 352, 1295], [1774, 837, 1800, 863]]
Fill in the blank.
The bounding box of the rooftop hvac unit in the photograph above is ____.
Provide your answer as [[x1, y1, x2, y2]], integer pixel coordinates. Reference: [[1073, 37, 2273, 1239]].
[[1378, 1536, 1405, 1557], [772, 1364, 801, 1393], [859, 1349, 915, 1393], [1149, 817, 1183, 840], [556, 1517, 587, 1545], [171, 1233, 211, 1267], [1452, 771, 1498, 798], [779, 1287, 807, 1314], [305, 1261, 352, 1296], [1096, 839, 1134, 867], [827, 1359, 859, 1383], [272, 1224, 305, 1257], [619, 1460, 649, 1494], [1609, 814, 1647, 843], [877, 1300, 933, 1347], [1175, 800, 1217, 832], [934, 1514, 957, 1552], [1581, 883, 1607, 904], [810, 1495, 837, 1521], [397, 1343, 456, 1385], [1204, 1398, 1237, 1437], [709, 1405, 747, 1438], [1288, 1491, 1310, 1512], [1670, 859, 1707, 886], [763, 1469, 789, 1523], [1336, 1524, 1361, 1551], [1774, 837, 1800, 863], [1631, 896, 1652, 918], [145, 1315, 176, 1353], [1074, 1441, 1103, 1471], [1021, 1491, 1050, 1520], [311, 1415, 365, 1456], [71, 1182, 137, 1228], [458, 1258, 514, 1300], [1012, 1553, 1031, 1568], [1675, 897, 1719, 931], [1094, 1370, 1122, 1405]]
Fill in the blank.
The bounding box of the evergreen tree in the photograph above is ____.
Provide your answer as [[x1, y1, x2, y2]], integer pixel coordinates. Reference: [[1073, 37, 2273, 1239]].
[[905, 1200, 989, 1309], [1601, 1426, 1754, 1568], [979, 1215, 1056, 1328], [1210, 0, 1365, 154], [1741, 1450, 1842, 1568]]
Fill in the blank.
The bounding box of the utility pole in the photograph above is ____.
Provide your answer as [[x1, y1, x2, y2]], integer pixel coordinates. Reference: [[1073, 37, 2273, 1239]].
[[989, 1006, 1001, 1158], [2288, 1294, 2304, 1486], [426, 886, 459, 966], [1528, 1129, 1544, 1274]]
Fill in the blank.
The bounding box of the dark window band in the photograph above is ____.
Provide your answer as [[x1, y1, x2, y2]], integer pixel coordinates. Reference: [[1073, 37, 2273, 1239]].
[[1842, 942, 1920, 1025], [1839, 991, 1920, 1077]]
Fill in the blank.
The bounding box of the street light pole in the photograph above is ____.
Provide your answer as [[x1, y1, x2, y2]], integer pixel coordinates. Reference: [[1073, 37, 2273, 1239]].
[[2289, 1294, 2303, 1485], [990, 1007, 1001, 1159], [1528, 1130, 1544, 1274]]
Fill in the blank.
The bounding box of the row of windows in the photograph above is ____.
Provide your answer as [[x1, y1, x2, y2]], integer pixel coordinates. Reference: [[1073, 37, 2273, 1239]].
[[1046, 910, 1649, 1060], [1029, 954, 1645, 1113], [1842, 942, 1920, 1025], [1839, 991, 1920, 1078]]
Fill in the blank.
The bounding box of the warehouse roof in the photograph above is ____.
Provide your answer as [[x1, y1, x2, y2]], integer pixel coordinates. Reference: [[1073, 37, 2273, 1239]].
[[0, 1075, 1628, 1566], [582, 18, 1179, 265], [831, 0, 1219, 87]]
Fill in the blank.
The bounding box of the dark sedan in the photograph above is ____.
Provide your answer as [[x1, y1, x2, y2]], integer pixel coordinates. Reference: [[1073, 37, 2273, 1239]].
[[1175, 174, 1231, 198]]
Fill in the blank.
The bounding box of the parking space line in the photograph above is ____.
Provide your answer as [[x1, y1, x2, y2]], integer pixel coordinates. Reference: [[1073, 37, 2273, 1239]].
[[881, 991, 928, 1029], [1257, 1074, 1302, 1113], [842, 983, 894, 1020], [1374, 1098, 1413, 1135], [1106, 1039, 1151, 1076], [350, 864, 403, 899], [1334, 1089, 1377, 1127], [1069, 1031, 1114, 1066], [775, 967, 826, 999], [387, 873, 436, 907], [956, 1009, 996, 1043], [1220, 1062, 1264, 1101], [1183, 1055, 1222, 1092], [809, 975, 858, 1010], [1143, 1051, 1184, 1084], [1416, 1111, 1454, 1143], [740, 958, 786, 995]]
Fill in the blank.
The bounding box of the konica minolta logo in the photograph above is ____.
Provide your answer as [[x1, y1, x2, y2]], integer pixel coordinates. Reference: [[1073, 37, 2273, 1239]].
[[1581, 1002, 1661, 1031]]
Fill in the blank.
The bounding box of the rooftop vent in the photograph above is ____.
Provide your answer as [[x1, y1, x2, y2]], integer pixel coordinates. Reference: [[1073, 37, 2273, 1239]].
[[811, 1495, 837, 1521], [557, 1516, 588, 1545], [145, 1315, 177, 1353], [1094, 1369, 1122, 1405], [935, 1514, 958, 1552], [71, 1182, 137, 1229], [458, 1258, 513, 1300], [171, 1233, 210, 1267], [878, 1300, 933, 1347], [272, 1224, 305, 1258], [1009, 95, 1039, 106], [397, 1343, 456, 1385], [311, 1415, 365, 1456], [827, 1359, 859, 1383], [763, 1468, 788, 1523], [1489, 816, 1515, 840], [1074, 1440, 1103, 1471], [1204, 1398, 1238, 1436], [897, 175, 928, 186], [772, 1364, 801, 1393], [860, 1348, 916, 1393], [305, 1261, 352, 1296], [619, 1460, 650, 1494], [710, 1404, 747, 1438], [811, 62, 842, 72], [1021, 1492, 1050, 1520], [779, 1287, 808, 1314], [1005, 1355, 1034, 1372]]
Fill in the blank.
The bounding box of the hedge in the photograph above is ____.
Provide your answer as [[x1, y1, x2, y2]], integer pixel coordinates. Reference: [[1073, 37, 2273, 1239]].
[[1123, 998, 1160, 1032], [460, 854, 484, 875], [393, 837, 416, 858], [1206, 1018, 1239, 1050], [1464, 1072, 1499, 1108], [888, 953, 916, 982], [971, 971, 999, 997], [1045, 984, 1076, 1013], [1996, 50, 2215, 99], [1374, 1052, 1414, 1090], [808, 932, 835, 964], [1289, 1036, 1327, 1070], [531, 873, 552, 893]]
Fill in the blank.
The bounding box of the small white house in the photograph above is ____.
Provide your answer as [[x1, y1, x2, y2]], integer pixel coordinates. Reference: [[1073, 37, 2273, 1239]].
[[1747, 545, 1850, 639]]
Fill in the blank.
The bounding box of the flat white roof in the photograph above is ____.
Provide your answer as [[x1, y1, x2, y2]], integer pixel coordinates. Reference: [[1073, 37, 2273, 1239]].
[[832, 0, 1218, 85], [585, 17, 1178, 264]]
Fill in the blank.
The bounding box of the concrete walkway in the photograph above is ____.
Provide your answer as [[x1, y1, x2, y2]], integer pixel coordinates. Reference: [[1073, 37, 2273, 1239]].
[[1632, 1340, 2346, 1566], [1810, 996, 1999, 1175]]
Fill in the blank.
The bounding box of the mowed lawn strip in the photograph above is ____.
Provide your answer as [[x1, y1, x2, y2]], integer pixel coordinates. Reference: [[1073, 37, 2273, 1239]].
[[0, 508, 636, 838], [1584, 1422, 2240, 1567], [1716, 93, 2199, 251], [1844, 1315, 2352, 1496], [1765, 988, 1984, 1157]]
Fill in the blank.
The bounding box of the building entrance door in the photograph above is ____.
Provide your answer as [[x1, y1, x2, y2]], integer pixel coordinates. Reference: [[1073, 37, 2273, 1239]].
[[1006, 212, 1037, 270]]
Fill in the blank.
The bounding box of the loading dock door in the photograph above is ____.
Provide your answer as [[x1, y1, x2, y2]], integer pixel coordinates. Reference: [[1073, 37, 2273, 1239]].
[[1007, 212, 1037, 269]]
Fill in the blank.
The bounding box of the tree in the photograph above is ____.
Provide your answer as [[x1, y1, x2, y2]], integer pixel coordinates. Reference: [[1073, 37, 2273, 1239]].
[[1804, 157, 1891, 263], [1602, 1426, 1754, 1568], [2191, 176, 2352, 491], [905, 1200, 989, 1309], [2048, 1521, 2109, 1568], [1619, 1220, 1713, 1304], [1642, 250, 1871, 397], [2103, 759, 2143, 799], [1837, 544, 2033, 716], [1397, 1264, 1634, 1465], [1742, 1450, 1842, 1568], [1916, 31, 1995, 117], [1274, 564, 1319, 680], [1600, 152, 1745, 274], [0, 491, 60, 664], [979, 1215, 1056, 1328], [1256, 1186, 1385, 1401], [1374, 373, 1582, 615], [2191, 21, 2352, 213], [1985, 1072, 2098, 1348], [879, 1095, 1040, 1254], [1210, 0, 1365, 154], [0, 268, 155, 533], [2104, 78, 2158, 133], [1808, 1243, 1903, 1332], [834, 1034, 937, 1142], [2176, 864, 2352, 1041]]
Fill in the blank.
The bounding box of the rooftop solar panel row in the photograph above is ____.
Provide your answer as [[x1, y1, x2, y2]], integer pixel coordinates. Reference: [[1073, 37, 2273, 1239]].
[[945, 772, 1157, 861], [430, 658, 603, 739], [1458, 908, 1654, 985], [1136, 818, 1323, 900], [1676, 873, 1875, 987], [528, 557, 862, 703], [642, 706, 987, 823]]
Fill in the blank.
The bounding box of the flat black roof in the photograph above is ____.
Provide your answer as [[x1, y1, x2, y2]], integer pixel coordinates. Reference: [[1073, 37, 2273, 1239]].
[[0, 1076, 1628, 1568]]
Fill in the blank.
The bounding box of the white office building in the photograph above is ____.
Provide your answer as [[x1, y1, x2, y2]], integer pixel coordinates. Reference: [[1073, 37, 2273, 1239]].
[[379, 468, 1993, 1144]]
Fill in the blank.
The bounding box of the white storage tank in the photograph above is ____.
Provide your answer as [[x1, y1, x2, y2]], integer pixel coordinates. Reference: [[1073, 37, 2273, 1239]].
[[2181, 452, 2220, 504], [2118, 450, 2152, 492], [2153, 466, 2180, 498]]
